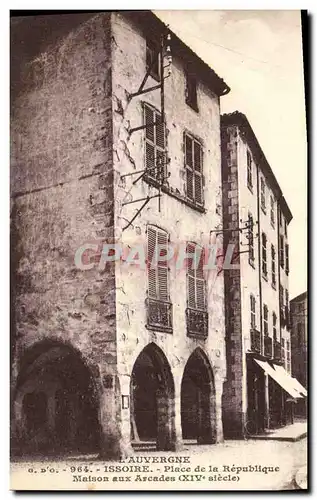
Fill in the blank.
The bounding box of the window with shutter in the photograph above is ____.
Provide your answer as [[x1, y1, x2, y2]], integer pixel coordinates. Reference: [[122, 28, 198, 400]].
[[263, 304, 269, 336], [185, 68, 198, 111], [271, 244, 276, 288], [285, 243, 289, 275], [144, 103, 166, 183], [280, 234, 284, 268], [270, 195, 275, 227], [262, 233, 267, 278], [261, 178, 266, 212], [186, 242, 208, 337], [146, 39, 160, 81], [247, 151, 253, 190], [250, 294, 256, 329], [146, 226, 172, 332], [184, 133, 204, 206]]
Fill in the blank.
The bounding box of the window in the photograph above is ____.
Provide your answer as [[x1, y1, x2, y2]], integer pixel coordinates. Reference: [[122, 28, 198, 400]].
[[262, 232, 267, 278], [248, 213, 255, 265], [279, 208, 283, 227], [261, 178, 266, 212], [185, 68, 198, 111], [285, 243, 289, 275], [286, 340, 291, 372], [284, 217, 288, 237], [263, 304, 268, 336], [280, 284, 284, 324], [247, 151, 253, 190], [184, 133, 204, 206], [144, 103, 166, 182], [186, 242, 206, 311], [271, 244, 276, 288], [280, 234, 284, 268], [273, 312, 277, 340], [250, 294, 256, 329], [285, 289, 289, 325], [146, 39, 160, 81], [147, 226, 169, 302], [270, 195, 275, 227]]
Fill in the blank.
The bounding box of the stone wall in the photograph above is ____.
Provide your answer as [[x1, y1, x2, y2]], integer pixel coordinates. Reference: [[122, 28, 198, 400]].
[[10, 13, 125, 458]]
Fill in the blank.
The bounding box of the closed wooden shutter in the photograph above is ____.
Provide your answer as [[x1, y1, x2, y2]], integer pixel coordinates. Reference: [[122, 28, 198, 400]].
[[187, 242, 206, 311], [185, 133, 203, 205], [144, 104, 166, 181], [147, 226, 157, 298], [147, 226, 169, 302]]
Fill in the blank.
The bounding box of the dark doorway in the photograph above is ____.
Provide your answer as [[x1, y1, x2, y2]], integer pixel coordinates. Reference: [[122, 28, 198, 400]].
[[131, 343, 175, 451], [181, 349, 216, 444], [246, 359, 265, 434], [14, 340, 100, 457]]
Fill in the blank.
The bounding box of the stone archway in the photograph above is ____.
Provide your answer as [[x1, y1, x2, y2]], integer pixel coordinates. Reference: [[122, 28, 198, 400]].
[[12, 339, 100, 457], [131, 343, 175, 451], [181, 348, 216, 444]]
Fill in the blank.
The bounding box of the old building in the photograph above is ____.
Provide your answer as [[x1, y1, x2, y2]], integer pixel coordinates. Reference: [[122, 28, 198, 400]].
[[221, 111, 306, 438], [290, 291, 308, 417], [11, 11, 230, 459]]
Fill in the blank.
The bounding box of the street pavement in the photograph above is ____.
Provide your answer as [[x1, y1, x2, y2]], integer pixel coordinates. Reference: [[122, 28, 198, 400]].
[[11, 437, 307, 491]]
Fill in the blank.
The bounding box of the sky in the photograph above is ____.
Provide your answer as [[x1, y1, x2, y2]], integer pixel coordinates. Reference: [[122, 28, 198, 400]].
[[155, 10, 307, 299]]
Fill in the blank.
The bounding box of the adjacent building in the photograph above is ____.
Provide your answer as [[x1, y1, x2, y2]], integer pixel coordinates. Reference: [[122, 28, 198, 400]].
[[11, 11, 230, 459], [290, 291, 308, 417], [220, 112, 305, 438]]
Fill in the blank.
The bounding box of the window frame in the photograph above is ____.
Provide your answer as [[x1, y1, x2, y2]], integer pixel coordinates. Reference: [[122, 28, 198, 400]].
[[184, 132, 204, 207], [270, 195, 275, 228], [273, 312, 277, 340], [143, 102, 166, 183], [280, 234, 285, 269], [285, 243, 289, 275], [260, 177, 266, 213], [185, 67, 198, 112], [271, 244, 276, 288], [147, 225, 170, 303], [186, 242, 206, 312], [146, 38, 161, 82], [250, 294, 256, 329], [247, 151, 253, 192], [263, 304, 269, 336]]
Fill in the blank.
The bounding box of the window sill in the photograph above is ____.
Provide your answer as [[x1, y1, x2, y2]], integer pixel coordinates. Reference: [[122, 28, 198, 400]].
[[143, 175, 206, 213]]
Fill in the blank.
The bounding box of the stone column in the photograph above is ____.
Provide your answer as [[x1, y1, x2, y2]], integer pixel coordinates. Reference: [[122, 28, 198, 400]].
[[173, 383, 183, 451], [99, 372, 132, 460], [214, 373, 224, 443]]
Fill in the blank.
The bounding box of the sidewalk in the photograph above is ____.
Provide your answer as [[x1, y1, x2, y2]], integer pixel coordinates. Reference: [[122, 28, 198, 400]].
[[249, 421, 307, 442]]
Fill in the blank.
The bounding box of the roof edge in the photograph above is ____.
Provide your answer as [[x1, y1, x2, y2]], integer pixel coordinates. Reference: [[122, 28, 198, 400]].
[[221, 111, 293, 223]]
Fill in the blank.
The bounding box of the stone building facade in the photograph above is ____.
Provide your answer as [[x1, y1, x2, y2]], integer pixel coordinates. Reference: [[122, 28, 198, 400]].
[[290, 292, 307, 390], [220, 112, 300, 438], [11, 11, 230, 459]]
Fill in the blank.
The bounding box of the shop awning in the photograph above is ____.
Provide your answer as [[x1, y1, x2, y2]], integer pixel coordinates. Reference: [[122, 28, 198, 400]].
[[272, 364, 307, 397], [254, 359, 303, 399]]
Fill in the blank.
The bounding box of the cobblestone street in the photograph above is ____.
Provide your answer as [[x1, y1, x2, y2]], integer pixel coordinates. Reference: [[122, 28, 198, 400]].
[[11, 437, 307, 491]]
